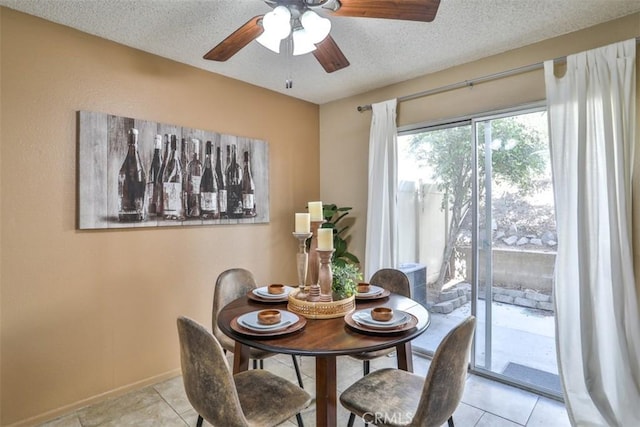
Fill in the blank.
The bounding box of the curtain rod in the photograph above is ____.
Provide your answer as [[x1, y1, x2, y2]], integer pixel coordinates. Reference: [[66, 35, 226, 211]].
[[356, 37, 640, 112]]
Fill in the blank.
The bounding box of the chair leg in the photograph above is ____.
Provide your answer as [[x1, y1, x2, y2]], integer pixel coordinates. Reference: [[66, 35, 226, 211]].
[[362, 360, 371, 426], [196, 415, 203, 427], [448, 416, 455, 427], [260, 359, 264, 369], [252, 359, 258, 369], [292, 355, 304, 388], [296, 413, 304, 427], [347, 413, 356, 427]]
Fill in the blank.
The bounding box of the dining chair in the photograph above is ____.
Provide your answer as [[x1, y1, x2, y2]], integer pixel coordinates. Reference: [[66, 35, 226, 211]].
[[350, 268, 412, 375], [212, 267, 305, 387], [340, 316, 476, 427], [177, 316, 311, 427]]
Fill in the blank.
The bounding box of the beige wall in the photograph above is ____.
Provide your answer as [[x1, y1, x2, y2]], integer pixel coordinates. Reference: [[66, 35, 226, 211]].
[[0, 9, 319, 426], [320, 13, 640, 277]]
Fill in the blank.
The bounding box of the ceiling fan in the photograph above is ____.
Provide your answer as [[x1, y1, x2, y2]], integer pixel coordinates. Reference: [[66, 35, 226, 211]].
[[203, 0, 441, 73]]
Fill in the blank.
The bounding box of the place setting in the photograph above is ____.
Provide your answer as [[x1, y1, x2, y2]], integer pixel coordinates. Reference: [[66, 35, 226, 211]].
[[247, 283, 296, 303], [344, 306, 418, 334], [231, 308, 306, 338], [354, 282, 391, 300]]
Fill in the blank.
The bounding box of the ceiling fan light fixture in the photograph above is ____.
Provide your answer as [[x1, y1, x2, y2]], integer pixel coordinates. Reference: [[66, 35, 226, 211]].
[[300, 10, 331, 44], [292, 28, 317, 56]]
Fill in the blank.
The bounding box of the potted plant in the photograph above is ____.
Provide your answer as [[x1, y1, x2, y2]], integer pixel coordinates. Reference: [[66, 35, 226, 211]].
[[332, 262, 362, 300], [321, 203, 360, 268]]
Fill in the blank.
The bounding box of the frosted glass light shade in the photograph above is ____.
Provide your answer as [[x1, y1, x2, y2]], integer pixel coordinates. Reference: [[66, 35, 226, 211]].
[[256, 32, 282, 53], [256, 5, 292, 53], [300, 10, 331, 44], [292, 29, 317, 56]]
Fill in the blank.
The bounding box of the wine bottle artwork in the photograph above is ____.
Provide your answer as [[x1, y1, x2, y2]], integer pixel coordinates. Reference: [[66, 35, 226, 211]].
[[200, 140, 219, 219], [180, 138, 189, 216], [215, 145, 227, 219], [78, 111, 270, 229], [146, 134, 162, 216], [118, 128, 147, 221], [226, 144, 243, 219], [186, 138, 202, 218], [162, 134, 184, 220], [241, 150, 256, 217], [155, 134, 170, 217]]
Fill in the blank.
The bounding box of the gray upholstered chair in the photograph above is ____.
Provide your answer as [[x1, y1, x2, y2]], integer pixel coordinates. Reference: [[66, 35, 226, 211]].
[[350, 268, 412, 375], [340, 316, 476, 427], [212, 268, 304, 387], [177, 316, 311, 427]]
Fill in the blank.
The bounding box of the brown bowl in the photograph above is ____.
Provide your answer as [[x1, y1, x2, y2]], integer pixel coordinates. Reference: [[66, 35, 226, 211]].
[[371, 307, 393, 322], [268, 284, 285, 295], [257, 309, 281, 325], [357, 282, 371, 293]]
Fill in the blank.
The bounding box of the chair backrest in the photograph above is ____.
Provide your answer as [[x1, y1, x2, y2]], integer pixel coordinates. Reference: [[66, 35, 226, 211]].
[[370, 268, 411, 297], [177, 316, 249, 427], [212, 268, 257, 343], [413, 316, 476, 426]]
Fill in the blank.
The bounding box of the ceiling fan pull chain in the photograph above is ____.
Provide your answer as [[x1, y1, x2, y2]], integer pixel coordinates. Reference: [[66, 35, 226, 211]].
[[286, 36, 293, 89]]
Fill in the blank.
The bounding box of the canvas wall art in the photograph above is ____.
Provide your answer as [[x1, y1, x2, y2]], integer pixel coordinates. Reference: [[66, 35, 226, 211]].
[[78, 111, 269, 230]]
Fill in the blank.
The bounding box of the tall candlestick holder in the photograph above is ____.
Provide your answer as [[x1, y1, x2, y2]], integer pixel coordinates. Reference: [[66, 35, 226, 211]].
[[292, 232, 312, 300], [307, 220, 325, 288], [317, 249, 335, 302]]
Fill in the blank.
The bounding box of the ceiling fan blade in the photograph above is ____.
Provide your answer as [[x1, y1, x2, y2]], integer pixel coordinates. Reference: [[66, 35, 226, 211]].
[[329, 0, 441, 22], [203, 16, 264, 61], [313, 35, 350, 73]]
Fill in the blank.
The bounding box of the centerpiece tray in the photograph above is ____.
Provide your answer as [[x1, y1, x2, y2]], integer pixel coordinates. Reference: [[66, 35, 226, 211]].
[[287, 289, 356, 319]]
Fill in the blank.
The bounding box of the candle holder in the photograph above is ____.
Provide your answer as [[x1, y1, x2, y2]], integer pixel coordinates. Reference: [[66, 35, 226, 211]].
[[317, 249, 335, 302], [292, 232, 312, 300], [307, 220, 325, 288]]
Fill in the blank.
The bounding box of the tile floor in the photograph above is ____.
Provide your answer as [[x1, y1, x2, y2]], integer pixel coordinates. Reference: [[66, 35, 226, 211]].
[[38, 353, 571, 427]]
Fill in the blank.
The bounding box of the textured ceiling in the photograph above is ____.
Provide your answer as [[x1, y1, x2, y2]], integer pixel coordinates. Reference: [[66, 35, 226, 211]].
[[2, 0, 640, 104]]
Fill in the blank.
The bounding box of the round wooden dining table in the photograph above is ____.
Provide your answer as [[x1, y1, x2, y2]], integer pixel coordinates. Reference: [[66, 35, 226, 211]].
[[217, 291, 431, 427]]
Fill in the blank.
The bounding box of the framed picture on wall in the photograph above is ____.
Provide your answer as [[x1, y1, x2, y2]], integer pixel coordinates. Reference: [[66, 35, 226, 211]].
[[78, 111, 269, 230]]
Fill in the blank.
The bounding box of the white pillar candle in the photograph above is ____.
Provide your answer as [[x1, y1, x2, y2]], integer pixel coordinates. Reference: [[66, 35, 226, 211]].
[[308, 201, 323, 221], [295, 213, 311, 233], [317, 228, 334, 250]]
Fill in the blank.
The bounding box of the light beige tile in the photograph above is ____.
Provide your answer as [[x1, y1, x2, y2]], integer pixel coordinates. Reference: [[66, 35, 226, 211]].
[[462, 375, 537, 425], [440, 402, 484, 427], [476, 412, 524, 426], [526, 397, 570, 427], [96, 400, 186, 427], [180, 408, 212, 427], [37, 413, 82, 427], [153, 375, 193, 415], [77, 387, 162, 427]]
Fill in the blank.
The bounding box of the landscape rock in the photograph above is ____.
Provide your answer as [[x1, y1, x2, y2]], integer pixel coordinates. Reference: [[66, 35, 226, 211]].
[[541, 231, 556, 244], [530, 238, 543, 246], [516, 237, 529, 245], [503, 235, 518, 245]]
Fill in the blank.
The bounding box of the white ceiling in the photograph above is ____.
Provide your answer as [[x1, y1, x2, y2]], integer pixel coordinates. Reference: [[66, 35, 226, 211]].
[[2, 0, 640, 104]]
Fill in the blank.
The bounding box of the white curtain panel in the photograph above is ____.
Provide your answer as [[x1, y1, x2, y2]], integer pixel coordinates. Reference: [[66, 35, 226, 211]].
[[364, 99, 398, 280], [545, 39, 640, 426]]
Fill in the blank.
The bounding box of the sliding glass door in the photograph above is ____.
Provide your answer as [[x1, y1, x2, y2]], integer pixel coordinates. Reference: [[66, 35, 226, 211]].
[[398, 105, 561, 398], [472, 108, 560, 397]]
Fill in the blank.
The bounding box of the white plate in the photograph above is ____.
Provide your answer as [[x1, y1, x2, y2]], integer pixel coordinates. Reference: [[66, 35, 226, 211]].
[[357, 285, 384, 296], [237, 310, 299, 331], [352, 309, 408, 328], [253, 286, 293, 299]]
